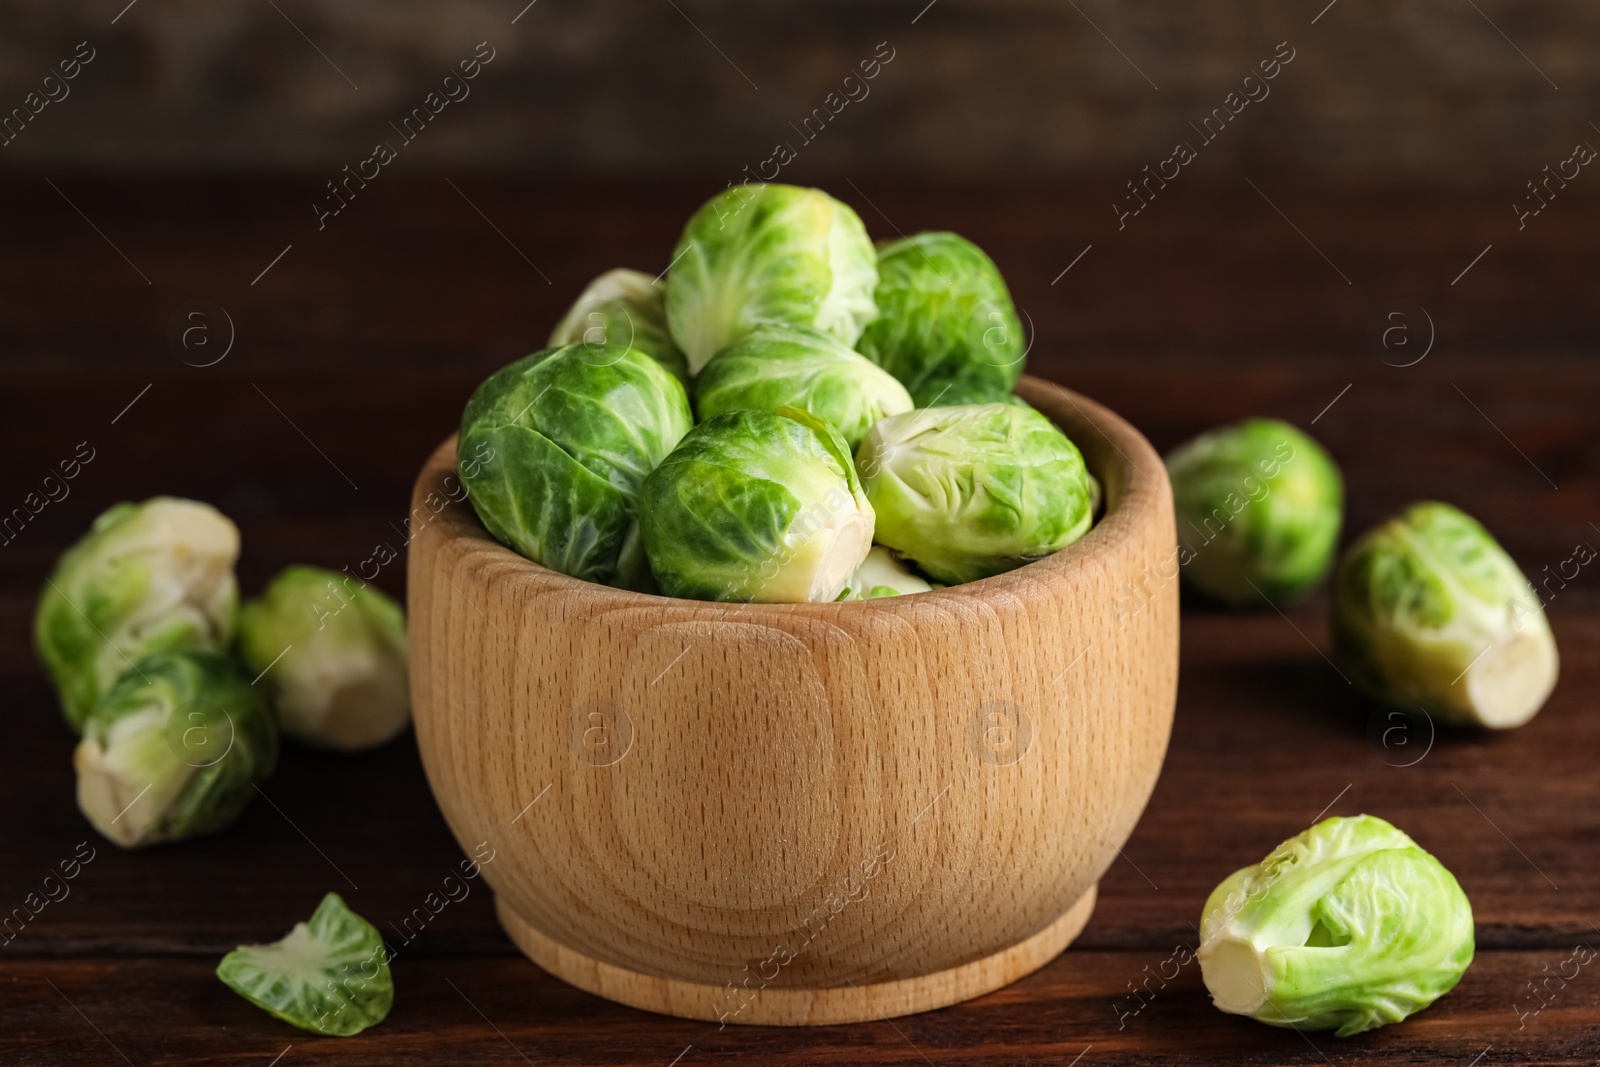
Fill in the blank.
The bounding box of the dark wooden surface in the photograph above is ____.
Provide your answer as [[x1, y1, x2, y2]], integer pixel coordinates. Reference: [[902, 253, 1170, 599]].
[[1, 175, 1597, 1065]]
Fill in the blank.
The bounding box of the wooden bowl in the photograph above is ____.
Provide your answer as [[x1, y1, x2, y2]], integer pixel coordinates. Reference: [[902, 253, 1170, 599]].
[[407, 376, 1178, 1025]]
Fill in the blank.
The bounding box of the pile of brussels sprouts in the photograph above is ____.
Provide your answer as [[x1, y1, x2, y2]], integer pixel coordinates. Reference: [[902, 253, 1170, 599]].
[[1165, 417, 1561, 1035], [459, 183, 1099, 604], [34, 497, 412, 850]]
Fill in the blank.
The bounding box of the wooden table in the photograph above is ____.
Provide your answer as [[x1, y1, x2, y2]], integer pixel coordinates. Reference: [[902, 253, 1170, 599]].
[[2, 176, 1596, 1065]]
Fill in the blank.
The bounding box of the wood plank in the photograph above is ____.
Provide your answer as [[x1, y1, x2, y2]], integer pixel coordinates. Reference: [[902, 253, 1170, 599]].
[[3, 952, 1597, 1065]]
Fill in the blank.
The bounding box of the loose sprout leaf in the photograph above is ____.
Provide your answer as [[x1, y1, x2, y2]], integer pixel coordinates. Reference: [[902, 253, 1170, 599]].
[[218, 893, 392, 1037], [665, 184, 877, 374], [237, 566, 410, 752], [35, 497, 240, 732], [856, 232, 1024, 406], [1198, 815, 1474, 1037], [694, 323, 912, 449], [855, 403, 1094, 585], [1165, 418, 1344, 606], [74, 650, 277, 848], [1332, 502, 1559, 728]]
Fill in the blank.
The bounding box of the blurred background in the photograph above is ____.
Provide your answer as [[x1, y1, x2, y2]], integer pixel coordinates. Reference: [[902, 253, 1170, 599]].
[[2, 0, 1593, 181]]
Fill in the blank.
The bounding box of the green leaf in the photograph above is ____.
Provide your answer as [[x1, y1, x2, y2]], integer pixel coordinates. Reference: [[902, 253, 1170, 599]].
[[218, 893, 393, 1037]]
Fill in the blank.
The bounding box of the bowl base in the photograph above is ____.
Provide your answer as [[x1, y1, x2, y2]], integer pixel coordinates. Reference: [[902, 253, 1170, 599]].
[[496, 882, 1098, 1026]]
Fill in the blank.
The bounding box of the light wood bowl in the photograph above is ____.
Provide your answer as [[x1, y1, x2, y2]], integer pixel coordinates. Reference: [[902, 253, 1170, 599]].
[[407, 376, 1178, 1025]]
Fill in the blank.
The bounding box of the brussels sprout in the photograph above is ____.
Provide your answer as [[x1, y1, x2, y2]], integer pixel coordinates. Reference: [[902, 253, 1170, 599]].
[[1332, 502, 1559, 728], [1166, 419, 1344, 606], [36, 498, 240, 733], [458, 344, 693, 589], [666, 184, 877, 374], [694, 324, 913, 449], [218, 892, 392, 1036], [1199, 814, 1474, 1037], [856, 232, 1025, 408], [238, 566, 409, 752], [73, 650, 277, 848], [549, 268, 690, 384], [846, 545, 933, 599], [856, 404, 1094, 585], [641, 407, 874, 602]]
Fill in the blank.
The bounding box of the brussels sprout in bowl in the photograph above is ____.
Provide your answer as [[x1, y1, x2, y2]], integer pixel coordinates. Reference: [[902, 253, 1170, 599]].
[[406, 376, 1180, 1024], [694, 323, 912, 449], [666, 183, 878, 374]]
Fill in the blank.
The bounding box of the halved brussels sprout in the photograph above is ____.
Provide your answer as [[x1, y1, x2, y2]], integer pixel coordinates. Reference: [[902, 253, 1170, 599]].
[[1199, 814, 1474, 1036], [458, 344, 693, 589], [666, 184, 877, 374], [856, 404, 1094, 585], [74, 650, 277, 848], [846, 545, 933, 599], [36, 497, 240, 733], [641, 407, 874, 602], [218, 892, 392, 1036], [238, 566, 409, 752], [1166, 419, 1344, 606], [694, 323, 913, 449], [549, 268, 690, 384], [1333, 502, 1558, 728], [856, 232, 1025, 408]]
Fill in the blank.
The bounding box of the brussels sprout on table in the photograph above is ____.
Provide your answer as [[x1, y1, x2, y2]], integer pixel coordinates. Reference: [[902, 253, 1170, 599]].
[[218, 892, 392, 1036], [694, 323, 913, 449], [458, 344, 693, 589], [549, 268, 690, 384], [846, 545, 933, 599], [1333, 502, 1558, 729], [1166, 418, 1343, 607], [666, 183, 877, 374], [238, 566, 410, 752], [1199, 814, 1474, 1037], [856, 404, 1095, 585], [35, 497, 240, 733], [641, 407, 874, 603], [73, 650, 277, 848], [856, 232, 1025, 408]]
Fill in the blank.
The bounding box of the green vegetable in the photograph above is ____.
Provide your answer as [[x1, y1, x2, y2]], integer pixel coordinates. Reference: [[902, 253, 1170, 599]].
[[1166, 419, 1343, 606], [1332, 502, 1559, 728], [549, 268, 690, 384], [73, 650, 277, 848], [856, 404, 1094, 585], [694, 323, 912, 449], [237, 566, 410, 752], [35, 497, 240, 732], [856, 232, 1024, 408], [640, 407, 874, 602], [458, 344, 693, 589], [218, 893, 392, 1036], [1198, 814, 1474, 1036], [666, 184, 877, 374], [846, 545, 933, 599]]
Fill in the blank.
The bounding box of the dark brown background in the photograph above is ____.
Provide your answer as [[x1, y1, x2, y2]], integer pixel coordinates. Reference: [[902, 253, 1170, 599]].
[[2, 1, 1598, 1063]]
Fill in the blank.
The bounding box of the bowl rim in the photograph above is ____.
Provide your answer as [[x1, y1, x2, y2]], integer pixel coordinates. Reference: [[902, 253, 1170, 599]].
[[414, 374, 1170, 616]]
